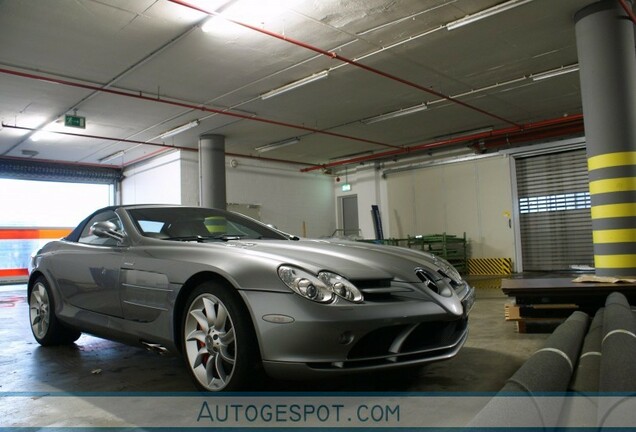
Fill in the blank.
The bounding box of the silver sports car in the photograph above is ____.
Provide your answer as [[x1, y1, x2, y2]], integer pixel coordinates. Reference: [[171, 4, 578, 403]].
[[28, 205, 475, 391]]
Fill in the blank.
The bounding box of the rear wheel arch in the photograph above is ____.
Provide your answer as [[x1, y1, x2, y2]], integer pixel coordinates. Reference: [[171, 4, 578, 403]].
[[28, 271, 58, 311], [27, 271, 44, 296], [28, 274, 81, 345], [28, 271, 63, 314]]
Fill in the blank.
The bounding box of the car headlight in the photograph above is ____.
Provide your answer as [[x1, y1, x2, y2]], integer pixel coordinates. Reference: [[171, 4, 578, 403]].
[[278, 266, 364, 303]]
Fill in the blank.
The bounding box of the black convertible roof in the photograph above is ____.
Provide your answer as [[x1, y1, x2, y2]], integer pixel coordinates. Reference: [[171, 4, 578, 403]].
[[64, 204, 188, 242]]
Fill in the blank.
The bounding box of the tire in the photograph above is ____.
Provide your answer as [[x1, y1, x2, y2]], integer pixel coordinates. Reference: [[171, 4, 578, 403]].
[[181, 281, 261, 391], [29, 276, 81, 346]]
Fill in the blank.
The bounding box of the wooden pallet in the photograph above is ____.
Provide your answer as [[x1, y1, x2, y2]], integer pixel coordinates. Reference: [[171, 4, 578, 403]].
[[505, 303, 579, 333], [516, 318, 566, 334]]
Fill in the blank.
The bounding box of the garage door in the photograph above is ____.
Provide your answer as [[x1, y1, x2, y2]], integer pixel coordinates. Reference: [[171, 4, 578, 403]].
[[516, 149, 593, 271], [0, 159, 120, 283]]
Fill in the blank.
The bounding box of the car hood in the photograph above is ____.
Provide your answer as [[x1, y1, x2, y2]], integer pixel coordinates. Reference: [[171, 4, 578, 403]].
[[222, 238, 457, 284]]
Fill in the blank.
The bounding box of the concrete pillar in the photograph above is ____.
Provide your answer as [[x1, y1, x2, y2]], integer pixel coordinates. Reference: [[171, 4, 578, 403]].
[[575, 0, 636, 276], [198, 134, 226, 209]]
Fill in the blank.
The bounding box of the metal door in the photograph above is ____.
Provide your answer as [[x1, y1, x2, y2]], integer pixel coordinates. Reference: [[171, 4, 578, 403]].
[[342, 195, 359, 237]]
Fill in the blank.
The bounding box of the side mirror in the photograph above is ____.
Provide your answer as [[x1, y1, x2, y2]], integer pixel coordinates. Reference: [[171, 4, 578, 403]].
[[90, 221, 125, 242]]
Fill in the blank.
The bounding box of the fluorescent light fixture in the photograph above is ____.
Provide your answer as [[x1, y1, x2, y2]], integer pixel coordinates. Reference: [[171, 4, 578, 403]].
[[329, 150, 374, 161], [434, 126, 494, 140], [255, 137, 300, 153], [30, 120, 61, 142], [261, 71, 329, 100], [2, 126, 29, 137], [30, 131, 57, 142], [202, 0, 300, 35], [361, 103, 428, 125], [98, 150, 125, 163], [159, 120, 200, 140], [446, 0, 534, 30], [531, 64, 580, 81]]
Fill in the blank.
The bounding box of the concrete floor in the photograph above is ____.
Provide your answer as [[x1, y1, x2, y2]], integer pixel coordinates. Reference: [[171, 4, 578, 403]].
[[0, 282, 549, 393]]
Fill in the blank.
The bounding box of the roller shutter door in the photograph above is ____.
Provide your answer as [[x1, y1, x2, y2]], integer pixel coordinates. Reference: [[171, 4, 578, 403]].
[[516, 149, 593, 271], [0, 158, 122, 183]]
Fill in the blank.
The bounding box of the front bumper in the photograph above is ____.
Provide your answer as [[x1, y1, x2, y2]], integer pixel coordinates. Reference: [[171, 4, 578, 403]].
[[240, 282, 475, 380]]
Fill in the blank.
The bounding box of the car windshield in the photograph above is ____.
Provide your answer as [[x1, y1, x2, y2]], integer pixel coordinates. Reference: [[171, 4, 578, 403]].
[[126, 207, 289, 241]]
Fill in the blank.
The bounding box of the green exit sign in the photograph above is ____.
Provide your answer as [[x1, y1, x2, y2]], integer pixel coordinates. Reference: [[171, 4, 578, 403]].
[[64, 114, 86, 129]]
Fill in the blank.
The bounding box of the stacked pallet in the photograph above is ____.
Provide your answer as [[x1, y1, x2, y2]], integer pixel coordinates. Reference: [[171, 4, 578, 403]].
[[502, 277, 636, 333], [504, 302, 579, 333]]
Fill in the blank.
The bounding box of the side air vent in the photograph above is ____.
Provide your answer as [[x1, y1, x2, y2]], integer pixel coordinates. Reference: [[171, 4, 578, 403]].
[[353, 279, 411, 302], [437, 269, 460, 288]]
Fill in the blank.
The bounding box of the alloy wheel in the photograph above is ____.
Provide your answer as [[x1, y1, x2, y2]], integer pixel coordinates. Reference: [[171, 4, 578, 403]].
[[29, 282, 51, 340], [184, 293, 237, 390]]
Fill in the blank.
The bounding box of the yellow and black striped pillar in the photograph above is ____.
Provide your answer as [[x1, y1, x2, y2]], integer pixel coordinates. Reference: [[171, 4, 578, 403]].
[[576, 1, 636, 276]]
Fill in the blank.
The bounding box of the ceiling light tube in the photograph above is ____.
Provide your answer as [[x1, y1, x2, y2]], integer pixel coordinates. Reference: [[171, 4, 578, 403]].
[[329, 150, 374, 161], [531, 64, 580, 81], [159, 119, 200, 140], [30, 131, 57, 142], [261, 71, 329, 100], [98, 150, 125, 163], [433, 126, 494, 140], [255, 137, 300, 153], [361, 103, 428, 125], [446, 0, 534, 30]]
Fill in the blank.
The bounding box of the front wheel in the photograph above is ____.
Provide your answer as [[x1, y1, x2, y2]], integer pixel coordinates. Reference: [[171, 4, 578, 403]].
[[182, 282, 261, 391], [29, 276, 81, 346]]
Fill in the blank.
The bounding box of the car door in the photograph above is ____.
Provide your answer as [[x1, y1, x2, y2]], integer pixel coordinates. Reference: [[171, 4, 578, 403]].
[[54, 210, 126, 318], [120, 215, 174, 322]]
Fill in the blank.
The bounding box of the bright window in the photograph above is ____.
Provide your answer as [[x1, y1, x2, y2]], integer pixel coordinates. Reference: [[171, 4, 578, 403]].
[[519, 192, 591, 214], [0, 179, 114, 278]]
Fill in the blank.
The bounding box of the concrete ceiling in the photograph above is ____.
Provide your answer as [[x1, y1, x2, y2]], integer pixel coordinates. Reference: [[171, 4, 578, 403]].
[[0, 0, 602, 171]]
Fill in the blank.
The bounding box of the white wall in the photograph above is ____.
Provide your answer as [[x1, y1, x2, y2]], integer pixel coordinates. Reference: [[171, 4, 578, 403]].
[[122, 151, 336, 239], [334, 155, 516, 261], [385, 154, 515, 260], [224, 157, 335, 238], [121, 151, 182, 205]]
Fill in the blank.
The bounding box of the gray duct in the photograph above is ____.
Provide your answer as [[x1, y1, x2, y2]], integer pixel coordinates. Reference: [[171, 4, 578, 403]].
[[468, 311, 589, 428], [598, 292, 636, 428], [570, 308, 604, 392]]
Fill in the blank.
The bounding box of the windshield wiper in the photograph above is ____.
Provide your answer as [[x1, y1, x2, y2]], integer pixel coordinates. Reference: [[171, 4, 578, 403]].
[[164, 235, 216, 242], [213, 234, 246, 241]]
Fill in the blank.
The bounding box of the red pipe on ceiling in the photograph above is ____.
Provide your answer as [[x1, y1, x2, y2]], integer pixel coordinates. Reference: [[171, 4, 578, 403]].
[[0, 67, 586, 173], [1, 124, 315, 168], [123, 147, 173, 167], [1, 124, 197, 152], [169, 0, 522, 129], [478, 123, 585, 150], [618, 0, 636, 24], [0, 67, 399, 150], [125, 149, 316, 169], [300, 114, 584, 172], [0, 154, 120, 170]]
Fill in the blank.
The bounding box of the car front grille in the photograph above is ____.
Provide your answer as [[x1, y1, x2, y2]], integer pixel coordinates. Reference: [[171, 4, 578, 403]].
[[306, 317, 468, 370], [353, 279, 414, 302]]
